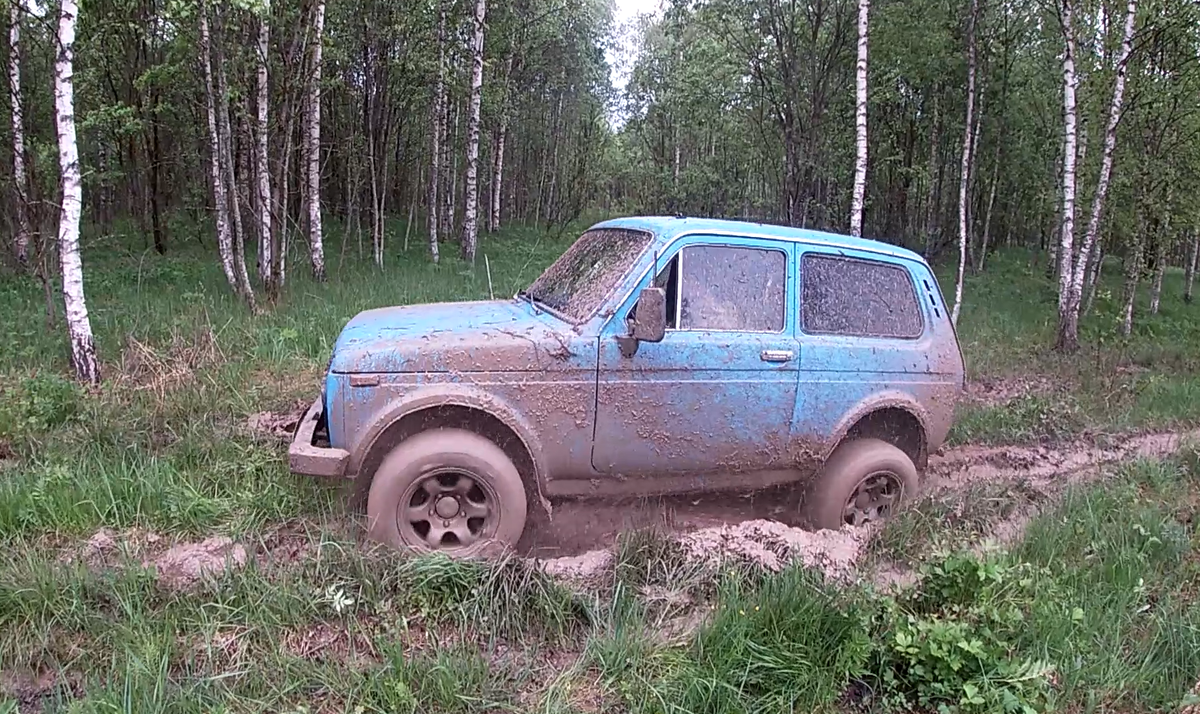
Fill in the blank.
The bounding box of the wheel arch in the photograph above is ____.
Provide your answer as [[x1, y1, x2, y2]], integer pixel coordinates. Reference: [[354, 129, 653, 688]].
[[347, 386, 549, 515], [824, 392, 931, 470]]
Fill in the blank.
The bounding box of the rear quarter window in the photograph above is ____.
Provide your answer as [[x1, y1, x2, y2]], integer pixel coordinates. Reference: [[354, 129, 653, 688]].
[[800, 253, 924, 338]]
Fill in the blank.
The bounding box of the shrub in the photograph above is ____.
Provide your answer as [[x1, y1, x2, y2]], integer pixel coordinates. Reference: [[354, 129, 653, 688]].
[[865, 552, 1055, 714]]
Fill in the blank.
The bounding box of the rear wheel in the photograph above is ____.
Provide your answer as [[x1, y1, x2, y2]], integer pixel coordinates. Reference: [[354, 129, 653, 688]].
[[800, 438, 919, 531], [366, 428, 528, 556]]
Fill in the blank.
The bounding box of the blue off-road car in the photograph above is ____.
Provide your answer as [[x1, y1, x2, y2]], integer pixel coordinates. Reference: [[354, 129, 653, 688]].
[[289, 217, 965, 555]]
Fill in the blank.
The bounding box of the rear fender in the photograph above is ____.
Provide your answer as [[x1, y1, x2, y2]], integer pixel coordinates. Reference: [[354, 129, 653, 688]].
[[823, 389, 936, 465]]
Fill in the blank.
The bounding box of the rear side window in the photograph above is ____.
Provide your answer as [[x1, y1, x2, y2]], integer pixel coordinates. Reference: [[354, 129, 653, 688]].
[[800, 254, 923, 338]]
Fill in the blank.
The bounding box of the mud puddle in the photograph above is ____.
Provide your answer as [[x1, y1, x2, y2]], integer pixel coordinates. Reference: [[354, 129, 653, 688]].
[[529, 428, 1200, 579]]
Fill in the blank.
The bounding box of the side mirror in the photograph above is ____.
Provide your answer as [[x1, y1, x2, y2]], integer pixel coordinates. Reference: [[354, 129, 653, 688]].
[[617, 286, 667, 358], [631, 286, 667, 343]]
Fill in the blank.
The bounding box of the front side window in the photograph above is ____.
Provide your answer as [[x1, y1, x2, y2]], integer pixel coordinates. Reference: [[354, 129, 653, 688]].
[[640, 244, 786, 332], [800, 253, 923, 338]]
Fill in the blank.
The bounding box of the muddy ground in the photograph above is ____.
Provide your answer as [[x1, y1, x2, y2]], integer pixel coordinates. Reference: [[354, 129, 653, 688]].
[[526, 427, 1200, 581], [244, 411, 1200, 585]]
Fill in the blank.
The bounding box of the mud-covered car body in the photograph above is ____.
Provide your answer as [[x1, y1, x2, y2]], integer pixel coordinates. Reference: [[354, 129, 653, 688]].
[[290, 216, 964, 506]]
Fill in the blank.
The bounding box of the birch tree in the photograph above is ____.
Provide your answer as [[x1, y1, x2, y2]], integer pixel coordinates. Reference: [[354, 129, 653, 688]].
[[255, 1, 275, 297], [1186, 232, 1198, 303], [427, 0, 446, 263], [199, 0, 239, 294], [1056, 0, 1138, 351], [214, 6, 255, 307], [306, 0, 326, 280], [950, 0, 979, 326], [7, 0, 31, 267], [1055, 0, 1080, 335], [489, 51, 513, 234], [54, 0, 99, 384], [849, 0, 869, 237], [460, 0, 488, 263]]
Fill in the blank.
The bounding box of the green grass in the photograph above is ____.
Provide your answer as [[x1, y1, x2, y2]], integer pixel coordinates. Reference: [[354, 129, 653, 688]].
[[2, 216, 1200, 711], [945, 249, 1200, 444]]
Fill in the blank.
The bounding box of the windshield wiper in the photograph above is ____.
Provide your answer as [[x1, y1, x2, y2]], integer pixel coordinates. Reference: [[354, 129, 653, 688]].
[[516, 289, 542, 315]]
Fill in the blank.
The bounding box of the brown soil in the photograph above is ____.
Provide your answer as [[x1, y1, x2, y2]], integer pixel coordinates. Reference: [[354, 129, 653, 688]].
[[149, 536, 248, 590], [62, 528, 248, 591], [246, 400, 308, 440], [532, 428, 1200, 581], [0, 668, 83, 712]]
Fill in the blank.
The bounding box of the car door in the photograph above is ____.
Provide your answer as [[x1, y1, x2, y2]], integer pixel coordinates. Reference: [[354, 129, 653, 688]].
[[592, 237, 799, 476], [791, 246, 935, 444]]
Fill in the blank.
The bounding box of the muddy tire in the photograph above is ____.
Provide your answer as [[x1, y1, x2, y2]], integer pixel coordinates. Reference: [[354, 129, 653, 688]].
[[366, 428, 528, 557], [800, 438, 918, 531]]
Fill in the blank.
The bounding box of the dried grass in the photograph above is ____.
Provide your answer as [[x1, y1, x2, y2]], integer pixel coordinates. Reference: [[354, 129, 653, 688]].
[[114, 326, 226, 399]]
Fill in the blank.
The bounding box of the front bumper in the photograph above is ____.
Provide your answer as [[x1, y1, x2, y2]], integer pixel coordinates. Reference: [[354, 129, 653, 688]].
[[289, 397, 351, 479]]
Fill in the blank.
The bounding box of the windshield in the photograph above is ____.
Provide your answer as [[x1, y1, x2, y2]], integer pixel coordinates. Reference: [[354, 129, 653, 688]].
[[523, 227, 652, 323]]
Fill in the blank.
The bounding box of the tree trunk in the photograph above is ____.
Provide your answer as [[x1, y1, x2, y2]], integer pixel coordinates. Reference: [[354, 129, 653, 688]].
[[1053, 0, 1080, 348], [1121, 226, 1143, 337], [214, 7, 255, 307], [54, 0, 99, 384], [922, 89, 940, 255], [255, 2, 275, 298], [460, 0, 487, 262], [8, 0, 31, 268], [274, 99, 294, 289], [1185, 232, 1198, 303], [849, 0, 869, 237], [306, 0, 326, 280], [950, 0, 978, 327], [976, 144, 1000, 272], [198, 0, 238, 293], [1150, 237, 1166, 315], [1083, 241, 1103, 316], [1059, 0, 1137, 350], [489, 52, 511, 234], [427, 0, 446, 262]]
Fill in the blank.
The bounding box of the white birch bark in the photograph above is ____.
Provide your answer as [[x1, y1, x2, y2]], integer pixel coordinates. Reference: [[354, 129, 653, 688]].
[[489, 61, 510, 234], [950, 0, 978, 326], [8, 0, 31, 266], [1149, 239, 1166, 315], [199, 0, 238, 293], [427, 0, 445, 263], [1055, 0, 1080, 329], [214, 9, 255, 308], [255, 1, 274, 295], [977, 146, 1000, 272], [1059, 0, 1137, 349], [306, 0, 326, 280], [460, 0, 487, 263], [54, 0, 99, 384], [1185, 233, 1198, 303], [849, 0, 869, 237], [1083, 241, 1103, 315], [1121, 218, 1143, 336]]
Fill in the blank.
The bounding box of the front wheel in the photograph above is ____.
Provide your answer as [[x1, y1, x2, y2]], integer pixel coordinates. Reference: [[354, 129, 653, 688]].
[[800, 438, 919, 531], [366, 428, 528, 556]]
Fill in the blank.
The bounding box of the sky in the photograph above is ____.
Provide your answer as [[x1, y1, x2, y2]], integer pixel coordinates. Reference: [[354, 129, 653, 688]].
[[606, 0, 663, 126]]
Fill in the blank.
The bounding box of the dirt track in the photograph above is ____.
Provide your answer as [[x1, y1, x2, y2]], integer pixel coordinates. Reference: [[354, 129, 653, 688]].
[[530, 428, 1200, 578]]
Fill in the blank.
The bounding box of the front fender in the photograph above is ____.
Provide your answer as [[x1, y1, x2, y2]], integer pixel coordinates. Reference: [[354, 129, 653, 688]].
[[346, 383, 550, 493]]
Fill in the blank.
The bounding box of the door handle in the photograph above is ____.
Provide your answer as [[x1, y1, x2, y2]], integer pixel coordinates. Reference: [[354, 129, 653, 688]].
[[760, 349, 794, 363]]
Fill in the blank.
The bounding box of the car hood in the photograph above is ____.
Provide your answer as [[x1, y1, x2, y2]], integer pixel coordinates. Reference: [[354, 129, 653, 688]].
[[329, 299, 581, 373]]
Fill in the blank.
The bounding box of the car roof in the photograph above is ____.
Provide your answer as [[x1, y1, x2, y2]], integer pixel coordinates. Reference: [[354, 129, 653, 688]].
[[590, 215, 927, 264]]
